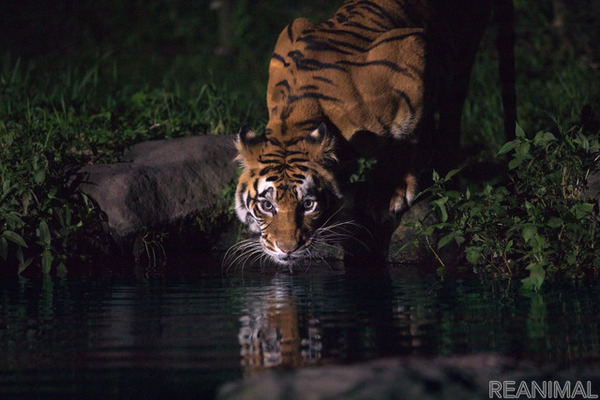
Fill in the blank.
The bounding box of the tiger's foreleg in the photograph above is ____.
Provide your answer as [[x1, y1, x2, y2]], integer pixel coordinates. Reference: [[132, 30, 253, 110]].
[[386, 126, 421, 215], [389, 172, 418, 214], [362, 136, 420, 218]]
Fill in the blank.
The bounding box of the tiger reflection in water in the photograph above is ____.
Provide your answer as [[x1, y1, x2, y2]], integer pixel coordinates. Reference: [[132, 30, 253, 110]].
[[237, 284, 322, 371], [235, 276, 425, 373]]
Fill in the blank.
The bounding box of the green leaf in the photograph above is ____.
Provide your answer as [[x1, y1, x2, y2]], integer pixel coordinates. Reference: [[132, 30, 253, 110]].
[[522, 225, 537, 243], [431, 196, 449, 223], [521, 262, 546, 292], [515, 141, 531, 160], [571, 203, 594, 219], [465, 247, 482, 265], [438, 231, 463, 249], [37, 220, 52, 247], [497, 141, 516, 155], [130, 91, 148, 104], [41, 249, 53, 274], [546, 217, 563, 229], [533, 131, 556, 147], [576, 133, 590, 152], [566, 251, 577, 266], [16, 247, 33, 274], [422, 225, 436, 236], [437, 233, 454, 249], [444, 168, 462, 181], [33, 168, 46, 184], [515, 123, 526, 139], [2, 230, 27, 248]]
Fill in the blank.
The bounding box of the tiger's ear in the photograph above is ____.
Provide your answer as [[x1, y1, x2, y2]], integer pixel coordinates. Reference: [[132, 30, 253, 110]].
[[235, 126, 264, 168], [305, 123, 337, 166], [238, 125, 261, 145]]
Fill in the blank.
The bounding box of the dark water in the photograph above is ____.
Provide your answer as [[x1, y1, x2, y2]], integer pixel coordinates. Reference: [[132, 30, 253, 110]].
[[1, 260, 599, 399]]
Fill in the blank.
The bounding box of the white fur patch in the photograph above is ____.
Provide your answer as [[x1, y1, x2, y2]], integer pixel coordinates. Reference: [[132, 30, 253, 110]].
[[296, 175, 313, 199], [391, 113, 416, 140], [235, 191, 260, 232], [235, 177, 276, 233]]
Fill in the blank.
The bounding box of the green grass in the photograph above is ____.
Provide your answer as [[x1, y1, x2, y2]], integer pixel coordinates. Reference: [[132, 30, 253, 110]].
[[0, 52, 258, 273], [0, 0, 599, 278]]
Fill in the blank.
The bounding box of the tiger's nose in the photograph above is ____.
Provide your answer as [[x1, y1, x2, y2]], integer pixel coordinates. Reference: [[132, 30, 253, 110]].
[[276, 241, 299, 254]]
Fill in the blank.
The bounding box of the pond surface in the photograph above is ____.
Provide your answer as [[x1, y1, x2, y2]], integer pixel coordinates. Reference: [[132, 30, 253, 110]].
[[1, 259, 599, 399]]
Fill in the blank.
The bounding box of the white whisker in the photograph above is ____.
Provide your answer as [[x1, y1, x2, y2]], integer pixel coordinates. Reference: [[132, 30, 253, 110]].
[[225, 201, 375, 273], [222, 237, 263, 274]]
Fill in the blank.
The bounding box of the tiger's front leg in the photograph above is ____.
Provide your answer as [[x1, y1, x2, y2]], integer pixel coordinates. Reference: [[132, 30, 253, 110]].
[[354, 137, 420, 222], [379, 136, 420, 216], [389, 173, 419, 214]]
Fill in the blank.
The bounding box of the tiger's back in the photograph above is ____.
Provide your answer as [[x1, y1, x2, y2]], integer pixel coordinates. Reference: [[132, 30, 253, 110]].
[[267, 2, 428, 145]]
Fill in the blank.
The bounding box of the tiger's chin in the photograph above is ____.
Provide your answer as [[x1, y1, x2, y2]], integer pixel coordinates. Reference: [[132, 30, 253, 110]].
[[265, 248, 309, 268], [273, 254, 303, 268]]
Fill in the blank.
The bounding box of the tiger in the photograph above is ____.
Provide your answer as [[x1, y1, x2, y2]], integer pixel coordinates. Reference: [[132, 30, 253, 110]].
[[230, 0, 516, 268]]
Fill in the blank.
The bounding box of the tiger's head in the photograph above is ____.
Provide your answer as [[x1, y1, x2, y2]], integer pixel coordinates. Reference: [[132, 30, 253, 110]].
[[233, 122, 343, 266]]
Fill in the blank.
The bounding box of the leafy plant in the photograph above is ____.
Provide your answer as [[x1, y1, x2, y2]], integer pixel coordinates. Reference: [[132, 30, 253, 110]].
[[349, 157, 378, 183], [0, 51, 261, 274], [407, 122, 600, 291], [221, 167, 244, 216]]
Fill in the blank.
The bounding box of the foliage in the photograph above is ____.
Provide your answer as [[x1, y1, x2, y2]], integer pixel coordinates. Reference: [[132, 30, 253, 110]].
[[0, 54, 253, 274], [410, 123, 600, 291], [221, 167, 244, 216], [349, 157, 378, 184], [0, 128, 94, 274], [0, 1, 599, 276]]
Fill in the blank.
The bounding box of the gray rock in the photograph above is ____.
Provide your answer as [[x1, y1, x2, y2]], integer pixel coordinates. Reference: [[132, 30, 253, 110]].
[[217, 354, 600, 400], [388, 201, 436, 264], [587, 168, 600, 210], [78, 134, 238, 246]]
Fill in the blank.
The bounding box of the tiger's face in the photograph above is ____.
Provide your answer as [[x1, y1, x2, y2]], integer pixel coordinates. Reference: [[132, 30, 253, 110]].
[[233, 123, 343, 266]]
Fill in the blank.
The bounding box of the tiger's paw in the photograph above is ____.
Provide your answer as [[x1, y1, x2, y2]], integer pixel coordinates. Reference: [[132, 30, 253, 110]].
[[388, 174, 418, 214]]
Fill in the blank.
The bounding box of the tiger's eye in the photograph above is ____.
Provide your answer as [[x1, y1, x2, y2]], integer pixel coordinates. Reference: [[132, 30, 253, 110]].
[[261, 200, 274, 211], [303, 199, 316, 210]]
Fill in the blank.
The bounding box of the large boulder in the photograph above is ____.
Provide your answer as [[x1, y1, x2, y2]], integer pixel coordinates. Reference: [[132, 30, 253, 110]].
[[218, 354, 600, 400], [78, 134, 238, 247]]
